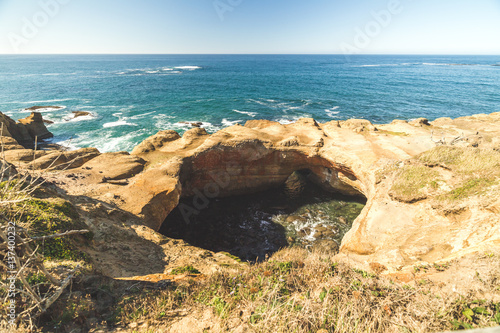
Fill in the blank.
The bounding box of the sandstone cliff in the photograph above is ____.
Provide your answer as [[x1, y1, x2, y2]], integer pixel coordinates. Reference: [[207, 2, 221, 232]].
[[2, 111, 500, 277]]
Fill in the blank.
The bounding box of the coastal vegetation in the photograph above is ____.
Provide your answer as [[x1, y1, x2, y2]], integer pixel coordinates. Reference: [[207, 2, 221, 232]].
[[389, 146, 500, 203], [96, 248, 500, 332], [1, 110, 500, 332]]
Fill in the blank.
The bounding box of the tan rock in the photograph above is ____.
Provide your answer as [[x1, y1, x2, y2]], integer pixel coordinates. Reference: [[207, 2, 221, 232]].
[[3, 149, 47, 163], [29, 111, 500, 270], [0, 112, 32, 144], [28, 148, 100, 170], [132, 130, 181, 154], [82, 152, 145, 180], [17, 112, 53, 140], [0, 136, 24, 151], [340, 119, 378, 132], [409, 117, 430, 127]]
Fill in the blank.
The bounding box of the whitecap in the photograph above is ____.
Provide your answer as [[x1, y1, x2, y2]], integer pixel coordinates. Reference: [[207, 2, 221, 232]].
[[8, 98, 75, 104], [325, 107, 340, 118], [103, 120, 138, 128], [62, 112, 97, 123], [129, 111, 157, 120], [222, 119, 242, 127], [174, 66, 201, 70], [233, 109, 257, 117], [248, 99, 269, 107], [276, 116, 303, 125], [56, 128, 148, 153]]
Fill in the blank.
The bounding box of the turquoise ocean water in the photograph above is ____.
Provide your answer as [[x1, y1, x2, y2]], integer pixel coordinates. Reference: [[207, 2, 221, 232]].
[[0, 54, 498, 152]]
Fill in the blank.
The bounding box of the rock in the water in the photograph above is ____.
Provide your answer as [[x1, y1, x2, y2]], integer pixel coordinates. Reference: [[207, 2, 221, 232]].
[[179, 121, 203, 128], [25, 105, 63, 111], [17, 112, 53, 140], [72, 111, 92, 118]]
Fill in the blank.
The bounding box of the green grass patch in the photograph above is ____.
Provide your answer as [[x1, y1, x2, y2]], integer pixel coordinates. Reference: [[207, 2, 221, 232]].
[[220, 251, 243, 263], [446, 178, 496, 200], [171, 265, 201, 275]]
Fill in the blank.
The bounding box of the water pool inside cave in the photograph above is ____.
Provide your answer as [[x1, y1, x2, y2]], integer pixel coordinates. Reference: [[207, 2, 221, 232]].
[[160, 179, 366, 262]]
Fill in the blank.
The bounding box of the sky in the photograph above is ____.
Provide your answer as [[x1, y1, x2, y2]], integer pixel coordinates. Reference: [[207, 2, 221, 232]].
[[0, 0, 499, 54]]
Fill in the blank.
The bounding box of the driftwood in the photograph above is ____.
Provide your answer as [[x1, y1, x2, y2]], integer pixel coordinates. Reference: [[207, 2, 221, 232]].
[[0, 218, 87, 325], [430, 130, 467, 146]]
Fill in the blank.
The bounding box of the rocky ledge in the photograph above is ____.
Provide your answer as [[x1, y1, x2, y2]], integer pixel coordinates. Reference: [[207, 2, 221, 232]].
[[1, 111, 500, 277]]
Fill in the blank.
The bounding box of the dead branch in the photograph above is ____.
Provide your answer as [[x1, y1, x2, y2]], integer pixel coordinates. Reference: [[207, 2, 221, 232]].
[[30, 229, 90, 241]]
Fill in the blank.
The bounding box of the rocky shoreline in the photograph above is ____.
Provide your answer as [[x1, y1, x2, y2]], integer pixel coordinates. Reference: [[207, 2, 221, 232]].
[[1, 109, 500, 277]]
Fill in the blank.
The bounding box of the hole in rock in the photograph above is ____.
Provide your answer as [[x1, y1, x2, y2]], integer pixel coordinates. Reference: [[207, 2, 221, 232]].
[[160, 170, 366, 262]]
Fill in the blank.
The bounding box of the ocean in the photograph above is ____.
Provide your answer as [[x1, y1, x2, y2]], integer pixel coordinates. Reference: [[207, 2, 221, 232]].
[[0, 54, 498, 153]]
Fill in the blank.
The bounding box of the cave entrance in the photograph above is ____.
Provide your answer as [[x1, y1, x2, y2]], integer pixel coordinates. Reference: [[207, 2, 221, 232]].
[[159, 169, 366, 262]]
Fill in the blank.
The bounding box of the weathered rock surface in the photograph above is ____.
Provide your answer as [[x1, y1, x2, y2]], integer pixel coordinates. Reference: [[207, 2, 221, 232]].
[[18, 112, 54, 140], [0, 112, 32, 144], [0, 111, 53, 146], [72, 111, 92, 118], [3, 110, 500, 277], [81, 152, 145, 180]]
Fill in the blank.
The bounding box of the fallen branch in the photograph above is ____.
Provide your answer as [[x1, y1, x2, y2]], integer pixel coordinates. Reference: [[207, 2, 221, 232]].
[[31, 229, 89, 241]]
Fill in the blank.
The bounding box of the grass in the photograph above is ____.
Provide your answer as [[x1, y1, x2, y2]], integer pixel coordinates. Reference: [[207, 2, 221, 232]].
[[389, 164, 440, 202], [377, 129, 409, 137], [389, 146, 500, 203], [110, 247, 500, 333], [9, 197, 91, 261], [171, 265, 201, 275]]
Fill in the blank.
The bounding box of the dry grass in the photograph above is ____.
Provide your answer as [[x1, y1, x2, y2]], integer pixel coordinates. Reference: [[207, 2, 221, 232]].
[[389, 146, 500, 203], [112, 248, 500, 333], [389, 164, 440, 202]]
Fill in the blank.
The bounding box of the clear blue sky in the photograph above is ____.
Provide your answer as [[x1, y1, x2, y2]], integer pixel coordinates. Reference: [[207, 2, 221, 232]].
[[0, 0, 499, 54]]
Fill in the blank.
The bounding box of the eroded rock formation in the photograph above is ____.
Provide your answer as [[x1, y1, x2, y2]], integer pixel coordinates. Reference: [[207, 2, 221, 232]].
[[2, 110, 500, 275]]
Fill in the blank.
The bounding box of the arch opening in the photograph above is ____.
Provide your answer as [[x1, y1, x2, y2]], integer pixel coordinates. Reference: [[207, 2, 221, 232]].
[[160, 166, 366, 262]]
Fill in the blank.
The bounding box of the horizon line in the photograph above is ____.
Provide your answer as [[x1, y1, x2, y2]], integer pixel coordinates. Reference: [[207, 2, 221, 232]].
[[0, 53, 500, 56]]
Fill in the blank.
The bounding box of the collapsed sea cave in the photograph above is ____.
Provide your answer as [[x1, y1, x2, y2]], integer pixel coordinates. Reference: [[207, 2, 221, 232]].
[[160, 169, 367, 262]]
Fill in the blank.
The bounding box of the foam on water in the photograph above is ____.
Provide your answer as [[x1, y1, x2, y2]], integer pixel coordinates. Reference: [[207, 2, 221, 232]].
[[276, 115, 305, 125], [102, 112, 138, 128], [222, 118, 242, 127], [7, 98, 75, 104], [233, 109, 257, 117], [1, 54, 498, 153], [325, 107, 340, 118], [62, 112, 98, 123], [174, 66, 202, 70]]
